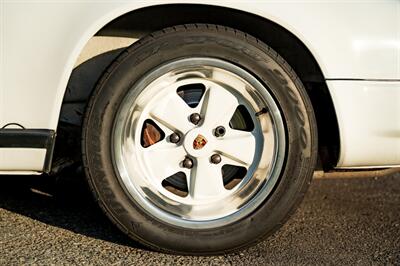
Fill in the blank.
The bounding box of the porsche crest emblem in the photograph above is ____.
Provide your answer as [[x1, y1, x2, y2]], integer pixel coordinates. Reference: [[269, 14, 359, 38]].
[[193, 134, 207, 150]]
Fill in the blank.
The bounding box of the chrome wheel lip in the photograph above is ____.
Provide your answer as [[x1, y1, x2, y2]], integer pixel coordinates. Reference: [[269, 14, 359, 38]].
[[112, 57, 286, 229]]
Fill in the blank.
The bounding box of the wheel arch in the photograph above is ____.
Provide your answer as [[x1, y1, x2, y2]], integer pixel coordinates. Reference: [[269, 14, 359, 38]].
[[59, 4, 339, 169]]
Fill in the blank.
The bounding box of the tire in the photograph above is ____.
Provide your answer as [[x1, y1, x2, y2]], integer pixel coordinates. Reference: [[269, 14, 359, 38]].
[[82, 24, 318, 255]]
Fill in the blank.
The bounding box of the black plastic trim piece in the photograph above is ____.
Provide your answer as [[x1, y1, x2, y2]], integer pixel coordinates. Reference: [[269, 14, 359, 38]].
[[0, 129, 56, 173]]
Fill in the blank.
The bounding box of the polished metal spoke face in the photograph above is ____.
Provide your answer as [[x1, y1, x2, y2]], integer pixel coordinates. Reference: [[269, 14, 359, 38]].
[[113, 58, 286, 229]]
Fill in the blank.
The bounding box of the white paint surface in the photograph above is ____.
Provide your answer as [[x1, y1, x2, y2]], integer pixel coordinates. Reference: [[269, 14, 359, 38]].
[[328, 80, 400, 167], [0, 148, 46, 172], [0, 1, 399, 172]]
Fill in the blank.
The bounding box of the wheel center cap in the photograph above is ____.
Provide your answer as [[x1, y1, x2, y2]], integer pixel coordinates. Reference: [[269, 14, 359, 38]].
[[184, 129, 213, 157], [193, 134, 207, 150]]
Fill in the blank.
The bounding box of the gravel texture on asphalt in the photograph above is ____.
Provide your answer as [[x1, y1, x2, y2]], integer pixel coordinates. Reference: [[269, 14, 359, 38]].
[[0, 172, 399, 265]]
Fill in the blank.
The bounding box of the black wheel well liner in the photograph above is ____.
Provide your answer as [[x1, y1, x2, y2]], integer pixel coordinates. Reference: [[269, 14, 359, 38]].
[[61, 4, 339, 169]]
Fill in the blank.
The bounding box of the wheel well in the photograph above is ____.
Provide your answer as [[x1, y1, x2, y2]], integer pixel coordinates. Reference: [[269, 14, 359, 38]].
[[59, 4, 339, 171]]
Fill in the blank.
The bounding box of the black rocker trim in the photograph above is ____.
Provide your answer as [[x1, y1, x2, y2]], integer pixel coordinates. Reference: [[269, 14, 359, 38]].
[[0, 129, 56, 173]]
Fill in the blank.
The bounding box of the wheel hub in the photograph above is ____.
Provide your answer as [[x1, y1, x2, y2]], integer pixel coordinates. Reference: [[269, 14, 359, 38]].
[[183, 129, 214, 157]]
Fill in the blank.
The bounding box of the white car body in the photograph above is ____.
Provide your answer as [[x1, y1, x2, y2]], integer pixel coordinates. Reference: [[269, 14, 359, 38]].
[[0, 0, 399, 173]]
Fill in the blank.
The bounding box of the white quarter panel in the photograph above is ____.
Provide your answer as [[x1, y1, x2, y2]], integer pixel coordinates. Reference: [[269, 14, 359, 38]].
[[0, 148, 46, 171], [0, 0, 399, 171], [328, 81, 400, 168], [1, 0, 399, 130]]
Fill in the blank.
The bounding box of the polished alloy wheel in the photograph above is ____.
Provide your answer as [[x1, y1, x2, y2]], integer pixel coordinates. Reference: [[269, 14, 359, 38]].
[[113, 57, 286, 228], [84, 24, 317, 254]]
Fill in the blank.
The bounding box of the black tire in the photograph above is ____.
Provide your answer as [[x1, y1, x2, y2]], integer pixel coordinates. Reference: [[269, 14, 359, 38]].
[[82, 24, 318, 255]]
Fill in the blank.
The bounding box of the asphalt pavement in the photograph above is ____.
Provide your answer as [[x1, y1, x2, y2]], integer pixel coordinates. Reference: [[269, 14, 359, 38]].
[[0, 172, 399, 265]]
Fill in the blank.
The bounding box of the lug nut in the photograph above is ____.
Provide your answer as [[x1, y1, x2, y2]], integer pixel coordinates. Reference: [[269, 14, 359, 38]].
[[210, 154, 222, 164], [214, 126, 226, 137], [189, 113, 202, 125], [182, 157, 194, 169], [169, 133, 180, 144]]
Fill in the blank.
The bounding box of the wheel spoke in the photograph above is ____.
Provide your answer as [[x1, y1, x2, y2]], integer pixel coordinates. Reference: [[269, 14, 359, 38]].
[[216, 130, 256, 167], [201, 85, 239, 128], [149, 92, 193, 133], [143, 141, 186, 183], [188, 157, 226, 199]]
